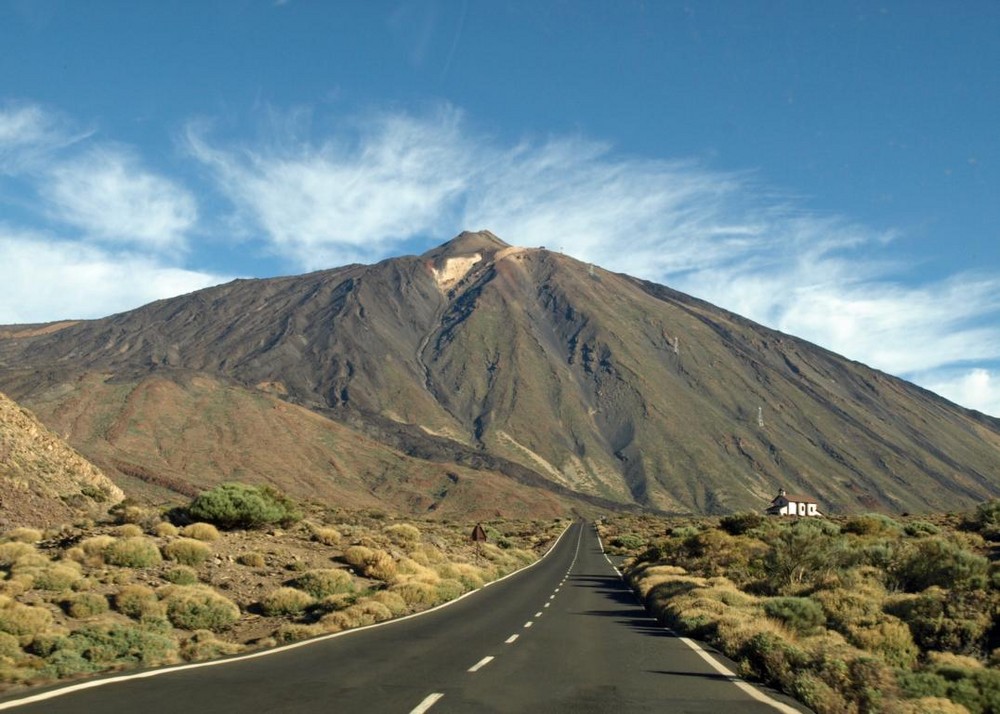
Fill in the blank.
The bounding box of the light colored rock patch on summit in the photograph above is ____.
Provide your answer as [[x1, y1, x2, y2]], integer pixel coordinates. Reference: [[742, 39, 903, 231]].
[[431, 254, 482, 291]]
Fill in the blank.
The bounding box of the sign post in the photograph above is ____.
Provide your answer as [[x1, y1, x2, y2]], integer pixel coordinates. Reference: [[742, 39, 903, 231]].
[[471, 523, 487, 563]]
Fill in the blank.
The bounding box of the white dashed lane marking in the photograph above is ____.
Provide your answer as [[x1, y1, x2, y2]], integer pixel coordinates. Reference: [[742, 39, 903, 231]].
[[524, 621, 534, 628], [410, 692, 444, 713], [468, 656, 494, 673], [505, 634, 519, 644]]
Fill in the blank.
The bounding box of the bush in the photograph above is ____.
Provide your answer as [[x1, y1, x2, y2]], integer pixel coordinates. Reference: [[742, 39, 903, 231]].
[[843, 514, 902, 536], [0, 596, 53, 637], [391, 580, 439, 607], [311, 527, 341, 546], [44, 624, 177, 670], [61, 592, 109, 619], [163, 538, 212, 566], [385, 523, 421, 545], [343, 545, 374, 569], [162, 586, 240, 631], [609, 534, 645, 551], [362, 550, 397, 581], [187, 483, 300, 530], [116, 524, 144, 538], [719, 512, 764, 536], [179, 630, 242, 662], [33, 563, 83, 590], [292, 569, 354, 598], [3, 528, 42, 543], [103, 537, 163, 568], [181, 523, 220, 542], [237, 552, 266, 568], [968, 499, 1000, 540], [115, 584, 165, 621], [152, 522, 179, 537], [893, 538, 988, 592], [0, 542, 35, 567], [164, 565, 200, 585], [260, 587, 315, 616], [762, 597, 826, 635], [889, 588, 992, 655]]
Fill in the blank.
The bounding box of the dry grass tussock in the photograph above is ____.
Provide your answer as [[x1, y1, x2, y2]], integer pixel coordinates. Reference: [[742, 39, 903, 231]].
[[0, 500, 563, 695]]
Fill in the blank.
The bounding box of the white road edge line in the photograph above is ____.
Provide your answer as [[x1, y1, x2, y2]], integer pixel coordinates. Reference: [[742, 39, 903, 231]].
[[677, 637, 801, 714], [604, 538, 802, 714], [505, 634, 519, 644], [468, 656, 495, 673], [410, 692, 445, 714], [0, 523, 578, 712]]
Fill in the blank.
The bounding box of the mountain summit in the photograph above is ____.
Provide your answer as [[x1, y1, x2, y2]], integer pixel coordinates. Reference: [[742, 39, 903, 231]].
[[1, 231, 999, 515]]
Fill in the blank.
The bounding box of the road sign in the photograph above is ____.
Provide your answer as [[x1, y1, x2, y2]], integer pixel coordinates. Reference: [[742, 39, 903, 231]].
[[471, 524, 487, 542]]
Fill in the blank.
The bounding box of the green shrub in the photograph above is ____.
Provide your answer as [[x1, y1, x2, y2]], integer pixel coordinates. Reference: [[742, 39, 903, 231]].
[[187, 483, 300, 530], [43, 624, 177, 670], [719, 512, 764, 536], [762, 596, 826, 635], [904, 520, 940, 537], [162, 538, 212, 566], [893, 538, 988, 592], [162, 586, 240, 631], [61, 592, 109, 619], [843, 513, 902, 536], [889, 588, 992, 655], [260, 587, 315, 616], [292, 569, 354, 598], [609, 534, 645, 551], [103, 537, 163, 568], [968, 499, 1000, 540]]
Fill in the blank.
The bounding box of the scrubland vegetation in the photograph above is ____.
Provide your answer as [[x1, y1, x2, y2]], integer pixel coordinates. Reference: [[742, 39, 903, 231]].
[[0, 483, 562, 693], [602, 503, 1000, 714]]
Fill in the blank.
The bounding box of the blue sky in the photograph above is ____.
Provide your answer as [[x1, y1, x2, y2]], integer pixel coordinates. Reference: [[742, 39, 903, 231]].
[[1, 1, 999, 415]]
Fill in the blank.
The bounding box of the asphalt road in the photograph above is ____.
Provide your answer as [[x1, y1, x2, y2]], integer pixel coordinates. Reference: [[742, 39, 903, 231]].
[[1, 521, 809, 713]]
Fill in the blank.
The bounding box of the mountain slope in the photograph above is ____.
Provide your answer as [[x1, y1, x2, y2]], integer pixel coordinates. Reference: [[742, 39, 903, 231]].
[[1, 230, 999, 514], [0, 391, 124, 528]]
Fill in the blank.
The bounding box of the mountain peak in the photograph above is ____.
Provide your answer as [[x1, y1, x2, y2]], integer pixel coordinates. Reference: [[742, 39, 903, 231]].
[[422, 230, 511, 261]]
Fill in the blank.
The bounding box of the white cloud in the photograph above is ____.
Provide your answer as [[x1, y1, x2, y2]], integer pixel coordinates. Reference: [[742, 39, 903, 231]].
[[918, 369, 1000, 418], [0, 101, 87, 174], [0, 227, 226, 324], [185, 108, 471, 268], [42, 146, 197, 251]]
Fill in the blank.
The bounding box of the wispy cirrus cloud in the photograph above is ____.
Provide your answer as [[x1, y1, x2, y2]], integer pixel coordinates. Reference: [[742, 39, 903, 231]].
[[42, 146, 197, 251], [186, 105, 1000, 415], [0, 101, 89, 174], [184, 107, 471, 267], [0, 227, 224, 324], [0, 102, 223, 323]]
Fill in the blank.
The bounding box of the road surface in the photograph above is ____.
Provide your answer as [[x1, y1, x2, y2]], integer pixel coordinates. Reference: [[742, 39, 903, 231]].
[[1, 521, 808, 713]]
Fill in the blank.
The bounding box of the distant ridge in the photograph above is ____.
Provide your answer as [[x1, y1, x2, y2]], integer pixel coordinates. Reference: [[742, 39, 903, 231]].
[[1, 230, 999, 515]]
